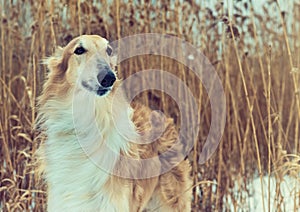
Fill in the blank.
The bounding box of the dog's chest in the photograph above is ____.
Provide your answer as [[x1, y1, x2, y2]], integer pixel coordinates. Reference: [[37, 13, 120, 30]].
[[45, 140, 131, 211]]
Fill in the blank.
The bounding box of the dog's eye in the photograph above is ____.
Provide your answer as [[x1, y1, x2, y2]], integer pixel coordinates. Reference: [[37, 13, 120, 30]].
[[106, 46, 113, 56], [74, 46, 86, 55]]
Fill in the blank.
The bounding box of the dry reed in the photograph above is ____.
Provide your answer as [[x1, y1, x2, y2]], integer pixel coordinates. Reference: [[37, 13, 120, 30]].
[[0, 0, 299, 211]]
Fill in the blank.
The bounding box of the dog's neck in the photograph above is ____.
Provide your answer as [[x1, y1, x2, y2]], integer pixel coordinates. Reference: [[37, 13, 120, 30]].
[[38, 86, 139, 209], [39, 85, 138, 174], [72, 88, 138, 155]]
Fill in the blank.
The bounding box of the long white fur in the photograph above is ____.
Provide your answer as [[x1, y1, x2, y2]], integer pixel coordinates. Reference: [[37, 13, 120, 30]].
[[39, 84, 138, 211]]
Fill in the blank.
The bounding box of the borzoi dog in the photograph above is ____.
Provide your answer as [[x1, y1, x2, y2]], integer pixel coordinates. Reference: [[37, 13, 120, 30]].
[[36, 35, 192, 211]]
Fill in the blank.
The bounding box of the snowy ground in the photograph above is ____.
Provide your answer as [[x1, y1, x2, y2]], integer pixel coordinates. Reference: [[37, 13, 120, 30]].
[[223, 175, 299, 212]]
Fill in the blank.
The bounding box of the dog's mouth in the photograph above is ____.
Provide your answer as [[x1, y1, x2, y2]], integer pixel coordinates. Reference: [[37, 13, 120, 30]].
[[96, 88, 111, 96], [81, 81, 112, 96]]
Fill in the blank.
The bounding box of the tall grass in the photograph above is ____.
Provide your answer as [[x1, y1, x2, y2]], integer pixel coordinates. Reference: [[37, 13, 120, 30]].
[[0, 0, 299, 211]]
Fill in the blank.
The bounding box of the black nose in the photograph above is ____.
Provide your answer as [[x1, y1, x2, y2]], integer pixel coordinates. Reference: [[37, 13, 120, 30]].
[[97, 71, 116, 88]]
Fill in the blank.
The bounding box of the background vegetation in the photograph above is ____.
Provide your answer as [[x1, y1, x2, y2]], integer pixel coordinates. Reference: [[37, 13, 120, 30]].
[[0, 0, 299, 211]]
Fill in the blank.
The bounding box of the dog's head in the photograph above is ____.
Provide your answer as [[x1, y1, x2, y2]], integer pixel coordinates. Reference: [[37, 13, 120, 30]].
[[47, 35, 117, 97]]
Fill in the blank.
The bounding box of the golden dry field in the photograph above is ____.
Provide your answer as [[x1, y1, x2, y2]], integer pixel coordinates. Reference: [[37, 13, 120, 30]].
[[0, 0, 299, 211]]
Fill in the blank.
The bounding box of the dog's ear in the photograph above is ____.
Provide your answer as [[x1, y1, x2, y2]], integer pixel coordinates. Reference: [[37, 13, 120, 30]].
[[53, 46, 64, 57], [43, 46, 70, 78], [110, 54, 118, 69], [42, 46, 63, 67], [108, 42, 118, 69], [57, 48, 71, 73]]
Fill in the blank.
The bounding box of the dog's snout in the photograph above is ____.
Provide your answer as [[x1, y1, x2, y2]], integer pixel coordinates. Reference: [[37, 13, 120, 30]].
[[97, 70, 116, 88]]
